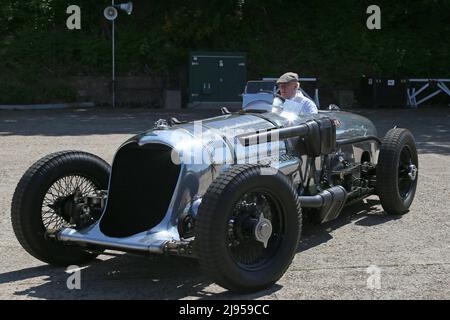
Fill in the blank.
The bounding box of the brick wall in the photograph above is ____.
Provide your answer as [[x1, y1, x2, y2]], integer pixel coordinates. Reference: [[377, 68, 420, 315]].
[[69, 76, 166, 108]]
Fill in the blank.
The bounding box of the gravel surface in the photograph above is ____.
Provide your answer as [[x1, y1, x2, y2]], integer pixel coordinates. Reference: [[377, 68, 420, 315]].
[[0, 107, 449, 300]]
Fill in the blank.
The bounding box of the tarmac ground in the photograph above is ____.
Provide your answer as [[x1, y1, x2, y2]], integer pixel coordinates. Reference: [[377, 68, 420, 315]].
[[0, 107, 449, 299]]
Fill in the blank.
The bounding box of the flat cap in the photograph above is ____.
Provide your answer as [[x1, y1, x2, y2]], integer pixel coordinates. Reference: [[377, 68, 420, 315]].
[[277, 72, 299, 84]]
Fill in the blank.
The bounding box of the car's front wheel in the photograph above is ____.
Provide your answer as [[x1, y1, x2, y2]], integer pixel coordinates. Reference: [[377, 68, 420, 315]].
[[195, 165, 302, 293], [11, 151, 111, 266]]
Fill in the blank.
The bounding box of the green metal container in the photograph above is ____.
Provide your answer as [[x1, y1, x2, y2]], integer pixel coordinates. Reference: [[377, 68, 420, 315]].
[[189, 51, 247, 104]]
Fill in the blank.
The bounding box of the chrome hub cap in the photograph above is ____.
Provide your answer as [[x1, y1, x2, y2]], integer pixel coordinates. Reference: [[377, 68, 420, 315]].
[[408, 164, 418, 181], [254, 213, 273, 248]]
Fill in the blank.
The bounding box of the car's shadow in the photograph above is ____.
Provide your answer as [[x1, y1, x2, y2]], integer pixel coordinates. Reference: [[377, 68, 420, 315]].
[[0, 254, 281, 300], [0, 198, 401, 300], [298, 198, 402, 252]]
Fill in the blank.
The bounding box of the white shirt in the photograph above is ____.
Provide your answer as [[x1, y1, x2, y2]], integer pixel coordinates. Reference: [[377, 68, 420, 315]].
[[273, 91, 318, 115]]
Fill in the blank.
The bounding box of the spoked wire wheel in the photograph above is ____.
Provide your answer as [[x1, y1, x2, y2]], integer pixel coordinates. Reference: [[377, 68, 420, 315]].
[[227, 190, 284, 271], [42, 175, 99, 231]]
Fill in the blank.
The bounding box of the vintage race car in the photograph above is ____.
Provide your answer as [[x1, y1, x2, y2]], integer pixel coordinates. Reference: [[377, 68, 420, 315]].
[[11, 97, 419, 293]]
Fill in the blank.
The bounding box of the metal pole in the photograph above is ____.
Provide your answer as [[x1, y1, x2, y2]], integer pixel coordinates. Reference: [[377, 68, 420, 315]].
[[112, 0, 116, 108]]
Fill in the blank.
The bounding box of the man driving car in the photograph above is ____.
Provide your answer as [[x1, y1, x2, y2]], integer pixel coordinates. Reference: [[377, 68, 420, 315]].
[[274, 72, 318, 114]]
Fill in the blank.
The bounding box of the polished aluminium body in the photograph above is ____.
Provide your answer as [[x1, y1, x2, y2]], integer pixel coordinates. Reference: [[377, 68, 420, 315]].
[[57, 105, 379, 257]]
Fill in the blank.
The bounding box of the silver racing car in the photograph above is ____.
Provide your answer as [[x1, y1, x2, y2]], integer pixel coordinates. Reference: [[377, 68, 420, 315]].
[[11, 98, 419, 293]]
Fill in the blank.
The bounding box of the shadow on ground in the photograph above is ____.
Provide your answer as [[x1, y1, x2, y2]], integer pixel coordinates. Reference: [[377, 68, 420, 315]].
[[0, 254, 281, 300], [351, 107, 450, 155], [1, 107, 449, 155], [0, 199, 402, 300], [0, 108, 218, 137], [298, 198, 402, 252]]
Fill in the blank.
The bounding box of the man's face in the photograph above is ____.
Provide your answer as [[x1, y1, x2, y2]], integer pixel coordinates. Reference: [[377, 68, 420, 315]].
[[279, 82, 298, 99]]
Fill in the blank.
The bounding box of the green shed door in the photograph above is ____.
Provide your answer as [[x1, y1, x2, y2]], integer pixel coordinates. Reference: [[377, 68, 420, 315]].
[[190, 56, 220, 101], [218, 57, 246, 101]]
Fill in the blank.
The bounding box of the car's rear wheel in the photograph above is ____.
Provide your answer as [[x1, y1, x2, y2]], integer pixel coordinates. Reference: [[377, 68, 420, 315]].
[[195, 165, 302, 293], [11, 151, 111, 266], [377, 128, 419, 215]]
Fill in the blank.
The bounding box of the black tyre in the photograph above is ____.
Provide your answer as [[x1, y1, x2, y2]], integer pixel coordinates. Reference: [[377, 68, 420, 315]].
[[377, 128, 419, 215], [11, 151, 111, 266], [195, 165, 302, 293]]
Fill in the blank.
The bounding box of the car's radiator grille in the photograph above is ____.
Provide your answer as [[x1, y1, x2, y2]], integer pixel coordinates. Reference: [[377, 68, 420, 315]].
[[100, 143, 181, 238]]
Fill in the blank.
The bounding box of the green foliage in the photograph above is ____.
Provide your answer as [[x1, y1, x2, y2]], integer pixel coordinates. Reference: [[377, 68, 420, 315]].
[[0, 0, 449, 103], [0, 64, 76, 104]]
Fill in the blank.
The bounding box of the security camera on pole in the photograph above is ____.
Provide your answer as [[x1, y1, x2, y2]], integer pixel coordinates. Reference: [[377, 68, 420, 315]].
[[104, 1, 133, 108]]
